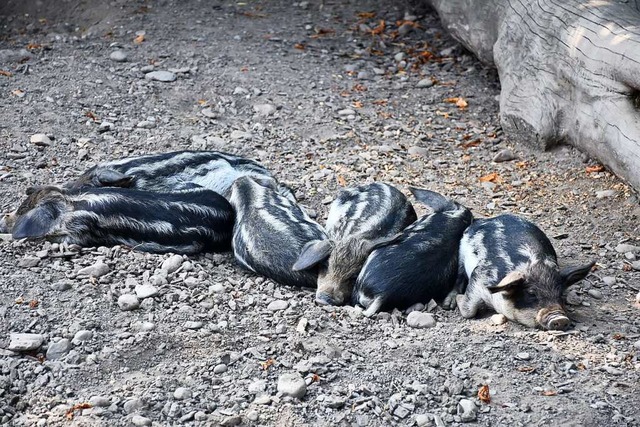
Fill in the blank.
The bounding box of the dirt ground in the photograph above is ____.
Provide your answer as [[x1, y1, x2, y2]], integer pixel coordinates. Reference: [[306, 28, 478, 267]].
[[1, 0, 639, 426]]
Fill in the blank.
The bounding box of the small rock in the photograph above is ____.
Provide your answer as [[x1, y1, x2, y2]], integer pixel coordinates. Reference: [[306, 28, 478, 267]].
[[220, 416, 242, 426], [393, 405, 410, 419], [18, 256, 40, 268], [406, 311, 436, 329], [249, 380, 267, 394], [338, 108, 356, 116], [89, 396, 111, 407], [516, 352, 531, 361], [136, 120, 156, 129], [602, 276, 616, 286], [233, 86, 249, 95], [405, 303, 425, 314], [490, 314, 507, 325], [616, 243, 640, 253], [457, 399, 478, 422], [184, 321, 203, 330], [78, 261, 110, 277], [117, 294, 140, 311], [254, 394, 271, 405], [73, 330, 93, 343], [631, 261, 640, 271], [493, 149, 516, 163], [407, 146, 428, 157], [78, 148, 89, 159], [98, 121, 114, 133], [296, 317, 308, 333], [416, 78, 434, 88], [135, 284, 158, 299], [596, 190, 616, 199], [214, 363, 228, 374], [565, 289, 582, 306], [636, 291, 640, 304], [230, 130, 252, 140], [394, 52, 405, 62], [588, 289, 603, 299], [415, 414, 431, 427], [246, 411, 259, 422], [131, 415, 152, 426], [46, 338, 71, 360], [201, 108, 217, 118], [267, 300, 289, 311], [174, 387, 192, 400], [8, 333, 45, 351], [145, 70, 177, 82], [30, 134, 51, 146], [123, 398, 144, 414], [277, 372, 307, 398], [162, 255, 183, 273], [253, 104, 276, 116], [109, 50, 128, 62]]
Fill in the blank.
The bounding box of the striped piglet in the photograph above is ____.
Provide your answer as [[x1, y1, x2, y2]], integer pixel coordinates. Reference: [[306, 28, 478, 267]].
[[0, 186, 234, 254]]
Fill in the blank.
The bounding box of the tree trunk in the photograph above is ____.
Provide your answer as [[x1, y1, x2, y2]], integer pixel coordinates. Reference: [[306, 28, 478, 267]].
[[424, 0, 640, 191]]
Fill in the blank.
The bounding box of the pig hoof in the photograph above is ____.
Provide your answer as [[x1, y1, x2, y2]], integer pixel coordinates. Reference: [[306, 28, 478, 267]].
[[442, 291, 458, 310], [546, 314, 570, 330], [315, 293, 338, 306]]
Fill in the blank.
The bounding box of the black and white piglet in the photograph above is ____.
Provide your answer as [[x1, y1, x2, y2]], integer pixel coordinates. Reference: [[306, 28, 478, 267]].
[[293, 182, 417, 306], [65, 150, 295, 201], [354, 188, 473, 317], [229, 176, 328, 288], [0, 186, 234, 254], [456, 214, 594, 330]]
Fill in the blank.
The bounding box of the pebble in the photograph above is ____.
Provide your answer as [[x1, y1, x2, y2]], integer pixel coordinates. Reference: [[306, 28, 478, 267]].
[[118, 294, 140, 311], [246, 410, 259, 421], [595, 190, 616, 199], [490, 314, 508, 325], [588, 289, 603, 299], [214, 363, 228, 374], [220, 416, 242, 426], [233, 86, 249, 95], [230, 130, 252, 140], [201, 107, 217, 118], [457, 399, 478, 422], [394, 52, 405, 62], [493, 149, 516, 162], [77, 261, 110, 277], [131, 415, 152, 426], [136, 120, 155, 129], [565, 289, 582, 306], [338, 108, 356, 116], [8, 333, 45, 351], [267, 300, 289, 311], [46, 338, 71, 360], [253, 104, 276, 116], [145, 70, 177, 82], [416, 78, 434, 88], [109, 50, 128, 62], [162, 254, 183, 273], [631, 261, 640, 271], [51, 280, 72, 291], [615, 243, 640, 253], [602, 276, 616, 286], [254, 394, 271, 405], [18, 256, 40, 268], [78, 148, 89, 159], [406, 311, 436, 329], [73, 330, 93, 343], [30, 133, 51, 146], [89, 396, 111, 407], [184, 321, 203, 330], [174, 387, 192, 400], [98, 121, 114, 133], [415, 414, 431, 427], [135, 284, 159, 299], [248, 379, 267, 394], [407, 146, 429, 157], [277, 372, 307, 398], [516, 352, 531, 361]]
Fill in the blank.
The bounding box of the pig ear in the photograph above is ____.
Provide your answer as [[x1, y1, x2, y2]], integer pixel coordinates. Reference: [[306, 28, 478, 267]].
[[96, 169, 135, 187], [409, 187, 454, 212], [486, 271, 526, 294], [365, 233, 403, 252], [292, 240, 333, 271], [560, 261, 595, 288], [11, 204, 60, 239]]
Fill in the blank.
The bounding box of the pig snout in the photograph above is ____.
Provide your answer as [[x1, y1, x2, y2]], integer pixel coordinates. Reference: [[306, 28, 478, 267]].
[[536, 305, 570, 330], [315, 277, 352, 306], [0, 212, 15, 233]]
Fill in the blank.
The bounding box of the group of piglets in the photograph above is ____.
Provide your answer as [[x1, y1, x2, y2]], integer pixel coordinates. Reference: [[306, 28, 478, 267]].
[[0, 150, 594, 330]]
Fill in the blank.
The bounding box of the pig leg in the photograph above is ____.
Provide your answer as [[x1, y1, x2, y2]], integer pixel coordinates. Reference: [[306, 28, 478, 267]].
[[442, 263, 468, 310], [455, 268, 488, 319], [362, 296, 384, 318]]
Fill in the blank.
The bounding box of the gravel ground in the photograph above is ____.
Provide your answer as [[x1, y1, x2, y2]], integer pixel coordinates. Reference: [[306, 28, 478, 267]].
[[1, 1, 639, 426]]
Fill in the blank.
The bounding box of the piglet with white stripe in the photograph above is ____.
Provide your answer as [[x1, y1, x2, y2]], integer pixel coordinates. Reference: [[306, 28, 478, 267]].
[[292, 182, 417, 306], [456, 214, 594, 330], [354, 188, 473, 317], [229, 176, 328, 288], [1, 186, 234, 254], [65, 150, 295, 201]]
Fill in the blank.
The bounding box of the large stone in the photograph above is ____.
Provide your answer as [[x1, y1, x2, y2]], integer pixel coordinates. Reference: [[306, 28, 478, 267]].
[[161, 255, 183, 273], [145, 70, 177, 82], [277, 372, 307, 398], [406, 311, 436, 329], [118, 294, 140, 311], [77, 261, 110, 277], [46, 338, 72, 360], [457, 399, 478, 422], [9, 333, 45, 351]]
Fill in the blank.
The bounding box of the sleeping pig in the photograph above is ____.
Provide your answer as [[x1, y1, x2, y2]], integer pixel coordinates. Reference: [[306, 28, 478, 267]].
[[293, 182, 416, 306], [65, 150, 296, 201], [1, 186, 234, 254], [353, 188, 473, 317], [229, 176, 328, 288], [456, 213, 594, 330]]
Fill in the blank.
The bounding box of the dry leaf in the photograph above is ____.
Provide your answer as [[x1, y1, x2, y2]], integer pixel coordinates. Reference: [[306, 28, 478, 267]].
[[311, 373, 321, 383], [310, 28, 335, 38], [612, 333, 626, 340], [240, 66, 249, 72], [541, 390, 557, 396], [11, 89, 25, 97], [516, 161, 528, 169], [372, 99, 387, 106], [517, 366, 536, 372], [435, 110, 449, 119], [197, 99, 208, 106], [460, 139, 481, 149], [479, 172, 502, 183], [370, 20, 386, 35], [353, 83, 367, 92], [623, 263, 633, 272], [340, 90, 351, 97], [337, 175, 347, 186], [586, 165, 604, 173], [0, 70, 12, 77], [241, 11, 267, 18], [456, 98, 468, 109], [84, 111, 99, 121], [38, 18, 47, 24], [65, 403, 92, 420], [294, 43, 306, 50], [260, 358, 275, 370], [15, 297, 24, 304], [133, 34, 145, 44], [352, 100, 363, 108], [29, 300, 39, 309], [27, 43, 43, 50], [477, 384, 491, 404]]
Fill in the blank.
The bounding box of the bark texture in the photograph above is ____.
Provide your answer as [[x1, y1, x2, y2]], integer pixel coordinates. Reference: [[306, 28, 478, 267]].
[[425, 0, 640, 190]]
